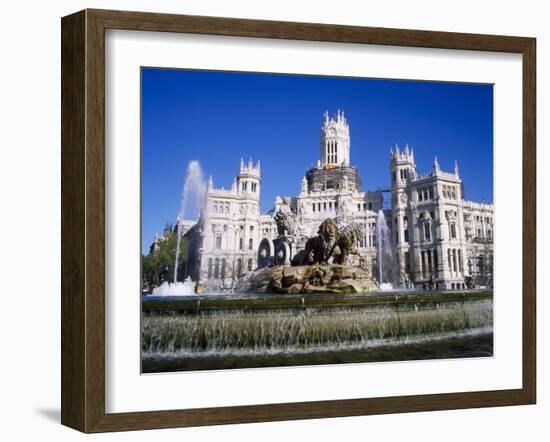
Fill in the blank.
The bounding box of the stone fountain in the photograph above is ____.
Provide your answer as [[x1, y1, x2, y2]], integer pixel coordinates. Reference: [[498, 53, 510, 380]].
[[238, 217, 379, 294]]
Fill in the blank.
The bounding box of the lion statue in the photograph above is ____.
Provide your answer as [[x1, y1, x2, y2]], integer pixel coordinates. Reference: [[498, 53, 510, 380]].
[[331, 223, 365, 265], [302, 218, 339, 265]]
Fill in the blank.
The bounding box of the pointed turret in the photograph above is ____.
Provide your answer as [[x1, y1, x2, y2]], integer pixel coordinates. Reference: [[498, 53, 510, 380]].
[[320, 110, 351, 166], [433, 156, 440, 173], [390, 143, 416, 189]]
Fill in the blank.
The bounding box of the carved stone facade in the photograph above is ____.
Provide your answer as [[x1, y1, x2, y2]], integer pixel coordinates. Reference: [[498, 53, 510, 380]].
[[175, 111, 493, 290], [388, 148, 493, 290]]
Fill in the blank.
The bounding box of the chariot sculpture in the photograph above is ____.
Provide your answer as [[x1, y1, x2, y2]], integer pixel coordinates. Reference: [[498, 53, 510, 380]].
[[258, 214, 365, 268]]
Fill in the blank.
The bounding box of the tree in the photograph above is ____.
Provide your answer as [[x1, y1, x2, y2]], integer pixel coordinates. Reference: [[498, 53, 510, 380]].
[[141, 223, 191, 292]]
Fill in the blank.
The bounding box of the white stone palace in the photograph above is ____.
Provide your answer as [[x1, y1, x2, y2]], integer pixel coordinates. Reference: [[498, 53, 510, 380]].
[[171, 110, 494, 291]]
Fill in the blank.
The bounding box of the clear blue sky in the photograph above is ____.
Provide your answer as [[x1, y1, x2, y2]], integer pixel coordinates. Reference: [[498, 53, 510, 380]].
[[141, 68, 493, 254]]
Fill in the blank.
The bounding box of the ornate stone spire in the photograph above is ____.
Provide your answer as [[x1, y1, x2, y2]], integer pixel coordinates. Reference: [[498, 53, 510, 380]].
[[433, 156, 440, 173]]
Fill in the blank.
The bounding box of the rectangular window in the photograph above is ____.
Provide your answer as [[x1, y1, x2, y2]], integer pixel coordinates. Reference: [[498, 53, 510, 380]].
[[249, 238, 253, 250], [451, 222, 457, 239], [404, 229, 409, 242], [215, 235, 222, 249], [424, 223, 431, 241], [239, 237, 243, 250]]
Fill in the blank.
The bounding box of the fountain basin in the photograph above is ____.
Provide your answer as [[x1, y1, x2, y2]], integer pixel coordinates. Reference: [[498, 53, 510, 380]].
[[141, 290, 493, 373]]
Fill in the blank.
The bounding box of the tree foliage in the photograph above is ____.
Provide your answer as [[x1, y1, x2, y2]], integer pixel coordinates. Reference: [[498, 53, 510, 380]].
[[141, 224, 190, 292]]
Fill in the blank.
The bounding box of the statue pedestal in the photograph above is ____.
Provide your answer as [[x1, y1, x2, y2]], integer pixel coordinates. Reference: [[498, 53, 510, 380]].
[[236, 264, 379, 295]]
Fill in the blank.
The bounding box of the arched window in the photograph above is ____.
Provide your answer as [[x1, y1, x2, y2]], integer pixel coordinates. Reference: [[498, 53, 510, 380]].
[[214, 258, 219, 279], [208, 258, 213, 278], [248, 238, 253, 250], [452, 249, 458, 273], [221, 259, 226, 279]]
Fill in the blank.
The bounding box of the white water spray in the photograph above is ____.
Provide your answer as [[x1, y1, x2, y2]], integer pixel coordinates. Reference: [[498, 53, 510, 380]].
[[174, 160, 207, 284], [376, 210, 394, 290], [152, 276, 196, 296]]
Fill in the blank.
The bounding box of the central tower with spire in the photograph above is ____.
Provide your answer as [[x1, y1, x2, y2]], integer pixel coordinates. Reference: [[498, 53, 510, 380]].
[[305, 110, 362, 193], [320, 109, 350, 167]]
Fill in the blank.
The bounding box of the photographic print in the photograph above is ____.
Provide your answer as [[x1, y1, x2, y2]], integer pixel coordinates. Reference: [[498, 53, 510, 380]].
[[140, 69, 494, 374]]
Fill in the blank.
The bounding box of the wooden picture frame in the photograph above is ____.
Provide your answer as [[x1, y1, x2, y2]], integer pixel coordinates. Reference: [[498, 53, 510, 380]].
[[61, 8, 536, 433]]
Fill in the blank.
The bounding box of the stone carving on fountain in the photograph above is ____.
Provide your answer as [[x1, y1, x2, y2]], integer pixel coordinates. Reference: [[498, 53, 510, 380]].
[[302, 218, 339, 265], [246, 218, 378, 294], [332, 223, 365, 265], [273, 197, 296, 236]]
